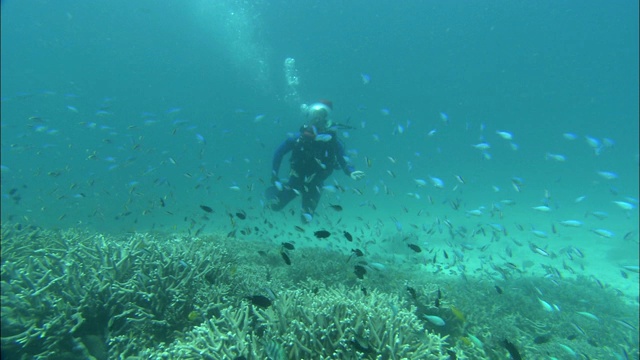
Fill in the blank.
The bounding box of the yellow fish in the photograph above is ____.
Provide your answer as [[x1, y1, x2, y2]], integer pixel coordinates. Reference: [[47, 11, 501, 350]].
[[460, 337, 472, 347], [451, 305, 465, 323], [187, 311, 198, 321]]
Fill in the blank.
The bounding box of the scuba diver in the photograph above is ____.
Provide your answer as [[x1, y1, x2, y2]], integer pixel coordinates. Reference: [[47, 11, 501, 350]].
[[266, 100, 365, 222]]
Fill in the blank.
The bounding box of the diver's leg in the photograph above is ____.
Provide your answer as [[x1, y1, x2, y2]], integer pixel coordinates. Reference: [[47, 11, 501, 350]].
[[301, 182, 322, 215], [268, 176, 301, 211], [268, 188, 297, 211]]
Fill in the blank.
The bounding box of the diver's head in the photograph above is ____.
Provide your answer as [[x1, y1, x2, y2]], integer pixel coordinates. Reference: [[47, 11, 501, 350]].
[[304, 99, 333, 130]]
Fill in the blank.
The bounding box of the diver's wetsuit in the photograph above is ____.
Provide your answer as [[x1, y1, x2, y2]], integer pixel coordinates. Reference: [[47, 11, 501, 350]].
[[268, 125, 354, 215]]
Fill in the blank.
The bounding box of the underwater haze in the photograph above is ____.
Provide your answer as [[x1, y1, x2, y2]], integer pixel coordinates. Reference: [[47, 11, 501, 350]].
[[1, 0, 639, 359]]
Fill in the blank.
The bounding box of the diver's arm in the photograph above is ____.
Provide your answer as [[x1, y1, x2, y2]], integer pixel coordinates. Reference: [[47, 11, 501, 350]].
[[272, 137, 296, 180], [335, 140, 355, 176]]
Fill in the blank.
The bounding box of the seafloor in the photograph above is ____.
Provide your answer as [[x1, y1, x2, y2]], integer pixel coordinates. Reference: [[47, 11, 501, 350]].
[[1, 222, 638, 360]]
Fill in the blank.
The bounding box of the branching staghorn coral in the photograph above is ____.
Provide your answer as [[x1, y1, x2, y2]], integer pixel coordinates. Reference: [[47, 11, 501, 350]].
[[3, 222, 637, 360], [1, 224, 235, 359], [151, 285, 452, 359]]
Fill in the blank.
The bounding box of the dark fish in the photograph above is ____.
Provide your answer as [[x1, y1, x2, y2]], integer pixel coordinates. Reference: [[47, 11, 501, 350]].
[[314, 230, 331, 239], [200, 205, 213, 213], [361, 287, 367, 296], [443, 250, 449, 259], [572, 247, 584, 258], [347, 249, 364, 263], [294, 225, 305, 232], [257, 250, 267, 257], [282, 242, 295, 250], [351, 338, 375, 355], [280, 251, 291, 265], [495, 285, 503, 294], [407, 244, 422, 253], [329, 204, 343, 211], [406, 286, 417, 300], [343, 231, 353, 242], [505, 246, 513, 258], [246, 295, 272, 309], [505, 262, 518, 270], [235, 211, 247, 220], [354, 265, 367, 279], [160, 198, 165, 207], [533, 333, 552, 344], [501, 339, 522, 360], [194, 225, 205, 237], [435, 298, 440, 308]]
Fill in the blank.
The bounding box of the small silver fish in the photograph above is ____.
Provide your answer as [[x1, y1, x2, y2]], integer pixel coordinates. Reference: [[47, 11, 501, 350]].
[[559, 220, 583, 227], [424, 315, 445, 326], [532, 206, 551, 212], [592, 229, 614, 238], [496, 131, 513, 140], [472, 143, 491, 150], [613, 201, 635, 210]]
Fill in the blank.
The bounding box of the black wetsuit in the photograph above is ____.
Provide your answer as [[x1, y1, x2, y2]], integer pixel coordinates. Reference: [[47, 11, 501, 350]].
[[269, 125, 354, 215]]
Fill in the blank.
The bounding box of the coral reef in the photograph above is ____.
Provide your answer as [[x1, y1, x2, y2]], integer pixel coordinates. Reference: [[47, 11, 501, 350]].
[[144, 285, 452, 359], [1, 223, 234, 359], [448, 275, 640, 359], [1, 222, 637, 359]]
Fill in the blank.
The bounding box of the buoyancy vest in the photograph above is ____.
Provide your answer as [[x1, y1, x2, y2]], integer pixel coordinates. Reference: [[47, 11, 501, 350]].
[[290, 125, 340, 179]]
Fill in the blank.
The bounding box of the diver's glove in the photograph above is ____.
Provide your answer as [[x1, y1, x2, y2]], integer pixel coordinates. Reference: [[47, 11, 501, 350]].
[[350, 170, 365, 181]]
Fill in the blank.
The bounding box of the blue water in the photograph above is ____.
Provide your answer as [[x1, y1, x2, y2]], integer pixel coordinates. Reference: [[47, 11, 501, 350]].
[[2, 0, 637, 233]]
